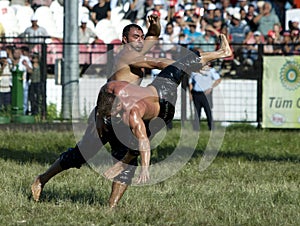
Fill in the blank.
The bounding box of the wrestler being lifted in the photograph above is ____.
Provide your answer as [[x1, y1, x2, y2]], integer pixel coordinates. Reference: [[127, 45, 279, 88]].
[[100, 33, 232, 183]]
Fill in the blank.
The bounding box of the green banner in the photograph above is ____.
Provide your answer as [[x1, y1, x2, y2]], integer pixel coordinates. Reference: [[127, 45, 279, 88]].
[[262, 56, 300, 128]]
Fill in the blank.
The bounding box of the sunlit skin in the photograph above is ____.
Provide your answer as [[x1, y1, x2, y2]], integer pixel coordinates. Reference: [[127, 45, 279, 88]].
[[31, 22, 233, 207], [100, 81, 160, 183], [102, 35, 232, 183], [31, 15, 164, 204]]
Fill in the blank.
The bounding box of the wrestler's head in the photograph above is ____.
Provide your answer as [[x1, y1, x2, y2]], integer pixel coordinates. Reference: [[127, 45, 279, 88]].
[[122, 24, 144, 52], [97, 88, 122, 118]]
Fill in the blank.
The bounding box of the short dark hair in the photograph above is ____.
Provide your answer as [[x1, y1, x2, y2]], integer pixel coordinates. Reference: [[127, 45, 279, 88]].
[[97, 85, 117, 116], [21, 46, 30, 52], [122, 24, 144, 42]]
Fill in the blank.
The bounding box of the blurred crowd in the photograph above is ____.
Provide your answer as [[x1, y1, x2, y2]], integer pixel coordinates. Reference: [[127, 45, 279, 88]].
[[1, 0, 300, 115], [78, 0, 300, 56]]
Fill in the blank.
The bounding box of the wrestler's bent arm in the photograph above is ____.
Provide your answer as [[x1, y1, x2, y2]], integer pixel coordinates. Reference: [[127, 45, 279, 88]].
[[141, 15, 161, 55]]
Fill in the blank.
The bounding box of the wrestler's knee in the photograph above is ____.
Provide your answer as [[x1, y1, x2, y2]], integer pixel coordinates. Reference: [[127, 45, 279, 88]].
[[59, 145, 86, 170]]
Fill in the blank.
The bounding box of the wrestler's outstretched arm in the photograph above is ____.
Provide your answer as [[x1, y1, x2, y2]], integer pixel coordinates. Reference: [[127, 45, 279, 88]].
[[128, 108, 150, 183], [103, 107, 150, 183], [130, 56, 175, 70]]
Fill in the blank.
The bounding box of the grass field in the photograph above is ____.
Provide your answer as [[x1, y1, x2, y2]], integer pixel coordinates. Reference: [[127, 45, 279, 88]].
[[0, 123, 299, 226]]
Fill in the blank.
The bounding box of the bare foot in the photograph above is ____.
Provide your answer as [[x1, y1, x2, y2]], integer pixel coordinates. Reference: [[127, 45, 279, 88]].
[[103, 161, 128, 180], [219, 34, 232, 58], [31, 176, 43, 201]]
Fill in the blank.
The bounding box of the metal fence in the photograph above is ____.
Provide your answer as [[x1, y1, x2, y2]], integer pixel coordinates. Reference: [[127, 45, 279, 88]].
[[1, 38, 299, 125]]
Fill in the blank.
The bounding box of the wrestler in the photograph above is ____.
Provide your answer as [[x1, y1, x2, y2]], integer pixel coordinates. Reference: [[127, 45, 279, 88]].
[[31, 15, 167, 205], [32, 32, 232, 208], [99, 35, 232, 183]]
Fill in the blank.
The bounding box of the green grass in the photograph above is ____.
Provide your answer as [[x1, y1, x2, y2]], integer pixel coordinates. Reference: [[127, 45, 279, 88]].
[[0, 125, 299, 226]]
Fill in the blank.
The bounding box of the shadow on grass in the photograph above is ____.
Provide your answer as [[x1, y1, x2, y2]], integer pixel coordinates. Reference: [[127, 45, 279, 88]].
[[191, 148, 300, 163], [0, 148, 61, 164], [27, 187, 107, 206]]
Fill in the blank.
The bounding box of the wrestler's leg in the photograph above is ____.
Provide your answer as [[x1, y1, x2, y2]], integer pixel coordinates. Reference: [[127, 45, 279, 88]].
[[31, 107, 104, 201], [108, 163, 137, 209], [109, 181, 128, 209], [108, 141, 139, 208], [200, 34, 232, 65], [31, 158, 63, 201]]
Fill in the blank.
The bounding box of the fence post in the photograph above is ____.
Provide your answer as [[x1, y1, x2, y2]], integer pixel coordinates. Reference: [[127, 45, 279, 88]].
[[257, 43, 263, 128], [41, 42, 47, 120], [11, 65, 23, 116], [106, 44, 114, 77]]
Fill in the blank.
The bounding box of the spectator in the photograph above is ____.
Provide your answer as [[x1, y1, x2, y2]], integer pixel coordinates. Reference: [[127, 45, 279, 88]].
[[136, 0, 155, 22], [244, 3, 258, 32], [264, 30, 276, 55], [11, 47, 33, 115], [282, 31, 294, 55], [253, 1, 280, 37], [242, 30, 263, 66], [239, 8, 248, 26], [228, 12, 252, 44], [221, 0, 240, 22], [5, 46, 14, 60], [273, 23, 283, 44], [0, 50, 12, 111], [290, 28, 300, 43], [29, 54, 41, 116], [237, 0, 249, 12], [123, 0, 139, 22], [199, 17, 208, 35], [82, 0, 93, 12], [189, 11, 202, 33], [22, 14, 49, 45], [172, 11, 186, 36], [189, 62, 221, 131], [83, 0, 98, 9], [21, 46, 31, 58], [161, 22, 179, 53], [204, 3, 216, 25], [183, 23, 202, 49], [212, 16, 223, 34], [91, 0, 111, 25], [264, 30, 282, 55], [290, 29, 300, 53], [195, 25, 217, 52], [184, 3, 196, 23], [79, 16, 97, 44], [213, 8, 223, 21], [289, 18, 300, 30]]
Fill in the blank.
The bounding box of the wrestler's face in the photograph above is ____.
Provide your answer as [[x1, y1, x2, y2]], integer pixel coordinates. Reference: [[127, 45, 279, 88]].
[[123, 27, 144, 52]]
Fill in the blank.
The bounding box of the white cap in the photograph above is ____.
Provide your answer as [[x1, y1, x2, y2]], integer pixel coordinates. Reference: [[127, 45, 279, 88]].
[[184, 4, 192, 10], [154, 0, 163, 5], [0, 50, 7, 58], [31, 14, 38, 21], [81, 15, 89, 23], [257, 1, 265, 8], [232, 12, 241, 20], [207, 3, 216, 11], [254, 30, 261, 36]]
